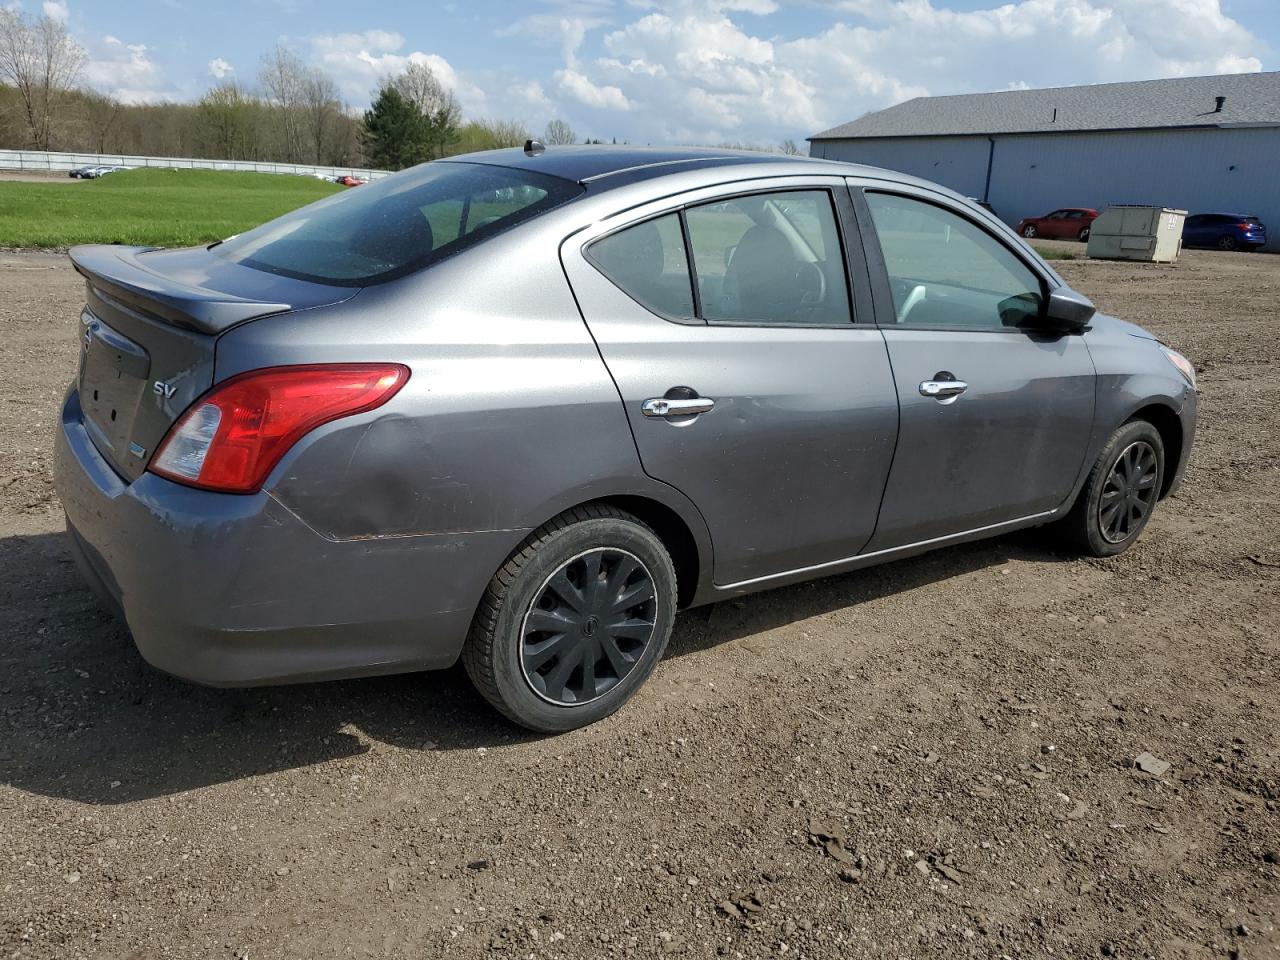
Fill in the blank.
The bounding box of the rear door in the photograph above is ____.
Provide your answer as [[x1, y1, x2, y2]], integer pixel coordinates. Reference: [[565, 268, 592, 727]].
[[849, 183, 1095, 550], [562, 177, 899, 587]]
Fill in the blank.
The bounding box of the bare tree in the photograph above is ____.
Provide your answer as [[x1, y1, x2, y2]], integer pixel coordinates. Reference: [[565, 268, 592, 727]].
[[0, 9, 87, 149], [258, 44, 308, 162], [80, 92, 122, 153], [780, 139, 801, 155], [198, 82, 257, 160], [392, 61, 447, 115], [484, 119, 529, 148], [391, 61, 461, 157], [544, 118, 575, 145], [301, 68, 343, 165]]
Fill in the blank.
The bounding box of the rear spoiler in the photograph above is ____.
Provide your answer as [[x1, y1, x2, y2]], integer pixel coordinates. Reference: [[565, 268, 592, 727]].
[[69, 244, 292, 335]]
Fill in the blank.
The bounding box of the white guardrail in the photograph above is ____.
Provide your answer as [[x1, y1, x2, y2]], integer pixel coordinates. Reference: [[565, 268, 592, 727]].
[[0, 149, 389, 180]]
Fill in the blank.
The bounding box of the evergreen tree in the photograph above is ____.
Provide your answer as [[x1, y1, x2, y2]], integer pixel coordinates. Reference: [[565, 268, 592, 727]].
[[362, 86, 429, 170]]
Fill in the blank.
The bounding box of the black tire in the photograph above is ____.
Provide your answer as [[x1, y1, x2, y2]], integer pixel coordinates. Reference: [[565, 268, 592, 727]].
[[1057, 420, 1165, 557], [462, 504, 677, 732], [1217, 235, 1238, 251], [1078, 226, 1090, 242], [1022, 225, 1037, 238]]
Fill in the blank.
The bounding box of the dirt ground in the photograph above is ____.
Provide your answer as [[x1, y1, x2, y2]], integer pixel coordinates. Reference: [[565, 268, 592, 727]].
[[0, 244, 1277, 960], [0, 171, 87, 184]]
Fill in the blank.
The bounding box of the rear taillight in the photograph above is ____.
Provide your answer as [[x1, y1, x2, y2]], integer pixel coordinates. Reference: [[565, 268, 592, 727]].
[[149, 364, 410, 494]]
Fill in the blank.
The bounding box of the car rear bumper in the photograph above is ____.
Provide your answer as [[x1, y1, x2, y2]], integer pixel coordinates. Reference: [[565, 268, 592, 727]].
[[54, 387, 519, 687]]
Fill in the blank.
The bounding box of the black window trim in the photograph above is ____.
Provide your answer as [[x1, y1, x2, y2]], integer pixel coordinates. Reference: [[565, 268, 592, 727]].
[[583, 184, 874, 330], [850, 184, 1059, 336]]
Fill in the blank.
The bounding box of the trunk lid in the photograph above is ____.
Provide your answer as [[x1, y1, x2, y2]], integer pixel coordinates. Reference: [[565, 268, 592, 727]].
[[69, 244, 357, 482]]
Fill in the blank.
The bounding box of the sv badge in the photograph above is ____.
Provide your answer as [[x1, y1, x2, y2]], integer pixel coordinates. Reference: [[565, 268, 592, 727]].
[[153, 380, 177, 399]]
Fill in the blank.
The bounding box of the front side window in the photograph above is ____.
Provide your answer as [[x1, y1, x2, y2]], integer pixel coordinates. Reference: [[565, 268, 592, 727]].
[[685, 190, 852, 325], [866, 192, 1044, 329], [586, 213, 694, 319], [213, 162, 582, 286]]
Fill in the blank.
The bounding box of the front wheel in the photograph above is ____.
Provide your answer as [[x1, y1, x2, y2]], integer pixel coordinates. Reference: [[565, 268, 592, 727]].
[[1056, 420, 1165, 557], [1022, 225, 1037, 238], [462, 505, 677, 732]]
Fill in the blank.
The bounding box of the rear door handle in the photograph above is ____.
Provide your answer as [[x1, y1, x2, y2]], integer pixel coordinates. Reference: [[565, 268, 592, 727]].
[[641, 397, 715, 418], [919, 379, 968, 399]]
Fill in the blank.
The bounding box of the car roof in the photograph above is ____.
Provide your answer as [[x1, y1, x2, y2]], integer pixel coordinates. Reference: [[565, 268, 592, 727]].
[[437, 145, 892, 191]]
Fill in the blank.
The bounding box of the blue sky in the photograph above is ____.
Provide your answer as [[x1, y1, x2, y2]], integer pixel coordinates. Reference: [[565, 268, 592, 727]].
[[32, 0, 1280, 144]]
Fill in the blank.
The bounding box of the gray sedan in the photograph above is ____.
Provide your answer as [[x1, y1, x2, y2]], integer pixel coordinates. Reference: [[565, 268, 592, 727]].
[[53, 146, 1197, 731]]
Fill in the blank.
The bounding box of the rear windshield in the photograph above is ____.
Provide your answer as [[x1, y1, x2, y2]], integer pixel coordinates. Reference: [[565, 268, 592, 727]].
[[212, 162, 582, 286]]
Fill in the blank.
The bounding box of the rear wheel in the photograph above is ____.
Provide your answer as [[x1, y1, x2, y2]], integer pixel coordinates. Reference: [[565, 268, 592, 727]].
[[1022, 225, 1037, 238], [1078, 226, 1091, 242], [462, 505, 677, 732], [1217, 235, 1239, 251], [1056, 420, 1165, 557]]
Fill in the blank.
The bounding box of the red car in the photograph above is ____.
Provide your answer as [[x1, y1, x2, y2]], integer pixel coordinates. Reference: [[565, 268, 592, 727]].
[[336, 175, 366, 187], [1016, 207, 1098, 241]]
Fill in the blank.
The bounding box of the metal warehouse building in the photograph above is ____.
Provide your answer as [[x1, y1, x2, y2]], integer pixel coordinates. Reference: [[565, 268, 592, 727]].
[[809, 71, 1280, 250]]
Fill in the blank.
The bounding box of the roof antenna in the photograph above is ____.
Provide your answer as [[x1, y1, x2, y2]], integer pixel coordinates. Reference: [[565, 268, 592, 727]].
[[1214, 95, 1225, 113], [524, 139, 546, 157]]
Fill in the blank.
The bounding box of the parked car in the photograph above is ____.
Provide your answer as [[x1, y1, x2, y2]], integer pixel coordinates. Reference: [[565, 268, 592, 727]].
[[1016, 208, 1099, 241], [336, 175, 366, 186], [54, 149, 1197, 731], [71, 165, 125, 179], [1182, 213, 1267, 251]]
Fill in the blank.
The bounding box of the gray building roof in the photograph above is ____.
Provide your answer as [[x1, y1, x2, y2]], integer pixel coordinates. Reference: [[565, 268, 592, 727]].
[[810, 71, 1280, 141]]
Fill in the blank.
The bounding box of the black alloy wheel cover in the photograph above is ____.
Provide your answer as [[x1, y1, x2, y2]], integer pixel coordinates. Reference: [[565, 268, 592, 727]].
[[520, 548, 658, 706], [1098, 440, 1159, 543]]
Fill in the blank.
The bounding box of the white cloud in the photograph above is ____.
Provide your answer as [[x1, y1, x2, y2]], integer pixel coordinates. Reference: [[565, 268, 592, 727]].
[[41, 0, 68, 22], [63, 0, 1271, 146], [307, 30, 486, 114], [555, 67, 631, 110], [207, 57, 234, 80], [84, 35, 178, 104], [508, 0, 1265, 144]]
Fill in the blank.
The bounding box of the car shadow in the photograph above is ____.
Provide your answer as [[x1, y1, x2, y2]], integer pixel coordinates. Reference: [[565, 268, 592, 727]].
[[0, 527, 1073, 805]]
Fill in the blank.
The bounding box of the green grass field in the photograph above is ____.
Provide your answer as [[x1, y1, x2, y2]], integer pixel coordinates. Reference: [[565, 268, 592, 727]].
[[0, 169, 342, 248], [1032, 245, 1079, 260]]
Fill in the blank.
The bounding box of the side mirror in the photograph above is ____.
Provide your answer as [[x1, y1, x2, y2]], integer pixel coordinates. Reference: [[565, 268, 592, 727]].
[[1040, 286, 1095, 333]]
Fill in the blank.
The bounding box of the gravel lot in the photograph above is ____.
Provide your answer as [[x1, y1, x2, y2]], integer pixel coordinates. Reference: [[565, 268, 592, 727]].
[[1, 244, 1277, 959]]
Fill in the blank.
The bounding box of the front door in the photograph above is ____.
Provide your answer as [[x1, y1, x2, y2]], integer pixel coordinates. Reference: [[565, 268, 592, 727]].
[[563, 180, 899, 586], [852, 186, 1096, 550], [1043, 209, 1069, 239]]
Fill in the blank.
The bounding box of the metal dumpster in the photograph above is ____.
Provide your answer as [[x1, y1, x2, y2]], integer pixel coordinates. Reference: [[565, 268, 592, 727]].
[[1087, 205, 1187, 263]]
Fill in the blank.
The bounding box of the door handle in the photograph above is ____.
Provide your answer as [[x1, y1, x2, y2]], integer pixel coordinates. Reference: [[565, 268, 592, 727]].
[[919, 379, 968, 399], [641, 397, 715, 418]]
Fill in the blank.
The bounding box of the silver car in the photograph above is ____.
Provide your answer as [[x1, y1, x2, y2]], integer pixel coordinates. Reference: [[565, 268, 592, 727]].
[[54, 147, 1197, 731]]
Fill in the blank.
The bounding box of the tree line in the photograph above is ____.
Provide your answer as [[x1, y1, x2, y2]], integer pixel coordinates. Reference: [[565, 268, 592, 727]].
[[0, 7, 800, 170]]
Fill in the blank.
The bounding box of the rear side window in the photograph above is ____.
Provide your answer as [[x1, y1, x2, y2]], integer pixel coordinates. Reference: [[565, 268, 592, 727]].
[[685, 190, 851, 325], [213, 163, 582, 286], [586, 213, 695, 318], [586, 189, 854, 326]]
